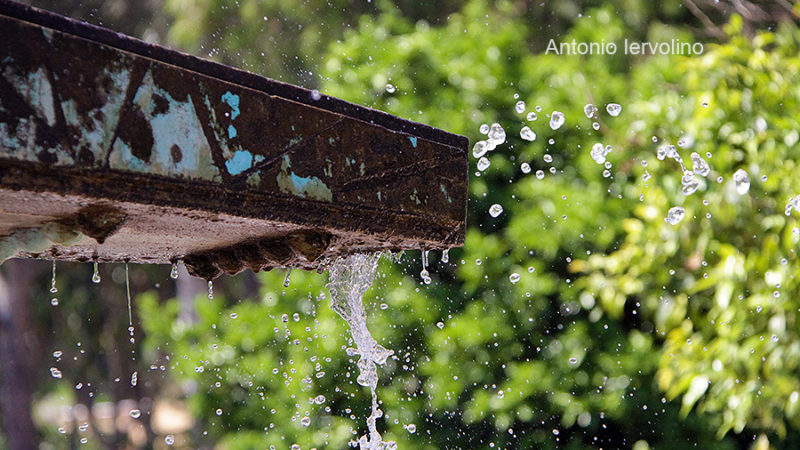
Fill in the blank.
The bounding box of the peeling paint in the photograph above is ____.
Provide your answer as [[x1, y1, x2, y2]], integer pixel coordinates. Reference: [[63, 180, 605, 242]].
[[227, 124, 237, 139], [409, 136, 418, 148], [225, 150, 253, 175], [277, 155, 332, 201], [221, 91, 240, 120]]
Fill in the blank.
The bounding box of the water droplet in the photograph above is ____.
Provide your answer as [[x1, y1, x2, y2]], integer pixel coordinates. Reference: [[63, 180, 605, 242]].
[[665, 206, 686, 225], [549, 111, 565, 130], [489, 204, 503, 217], [472, 141, 488, 158], [477, 157, 491, 171], [385, 83, 395, 93], [92, 262, 101, 283], [702, 101, 709, 108], [310, 89, 321, 101], [436, 321, 444, 329], [592, 122, 600, 130], [130, 409, 141, 419], [521, 163, 531, 174], [584, 103, 596, 118], [520, 126, 536, 141], [515, 100, 526, 114], [487, 123, 506, 146], [590, 143, 610, 164], [53, 350, 62, 358], [216, 408, 223, 416], [281, 314, 289, 322], [441, 249, 450, 263], [543, 154, 552, 163], [526, 111, 537, 121], [301, 416, 311, 427], [405, 424, 417, 434], [131, 371, 138, 387], [50, 367, 62, 378], [761, 175, 768, 182], [569, 357, 578, 364], [535, 170, 545, 180], [315, 395, 326, 404], [420, 269, 431, 285], [479, 123, 489, 134], [207, 281, 214, 299], [509, 273, 520, 284], [170, 263, 179, 279], [50, 297, 59, 306], [165, 435, 175, 445], [691, 152, 710, 176], [606, 103, 622, 116], [733, 169, 750, 195]]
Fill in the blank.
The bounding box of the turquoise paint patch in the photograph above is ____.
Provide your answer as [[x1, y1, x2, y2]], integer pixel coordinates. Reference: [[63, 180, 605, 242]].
[[409, 137, 418, 148], [227, 124, 237, 139], [225, 150, 253, 175], [221, 91, 240, 120]]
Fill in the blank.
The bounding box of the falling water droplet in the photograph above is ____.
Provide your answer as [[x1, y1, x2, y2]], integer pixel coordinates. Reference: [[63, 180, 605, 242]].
[[441, 249, 450, 264], [584, 104, 595, 118], [479, 123, 489, 134], [515, 100, 526, 114], [526, 111, 537, 121], [92, 262, 101, 283], [606, 103, 622, 116], [535, 170, 545, 180], [520, 126, 536, 141], [665, 206, 686, 225], [125, 263, 132, 327], [165, 435, 175, 445], [301, 416, 311, 427], [170, 263, 179, 279], [50, 367, 62, 378], [521, 163, 531, 174], [472, 141, 488, 158], [207, 281, 214, 299], [477, 157, 491, 171], [549, 111, 565, 130], [691, 152, 710, 176], [405, 424, 417, 434], [509, 273, 520, 284], [50, 260, 57, 293], [310, 89, 321, 101], [487, 123, 506, 146], [283, 269, 292, 287], [385, 83, 395, 93], [733, 169, 750, 195], [50, 297, 59, 306], [130, 409, 141, 419], [590, 143, 610, 164], [489, 204, 503, 217], [131, 371, 138, 387]]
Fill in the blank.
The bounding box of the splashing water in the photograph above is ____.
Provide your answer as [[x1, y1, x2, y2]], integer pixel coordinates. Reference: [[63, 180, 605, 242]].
[[734, 169, 750, 195], [549, 111, 565, 130], [520, 126, 536, 142], [327, 253, 395, 450], [665, 206, 686, 225]]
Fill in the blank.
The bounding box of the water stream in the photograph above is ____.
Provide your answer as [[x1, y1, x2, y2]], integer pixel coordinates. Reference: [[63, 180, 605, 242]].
[[326, 253, 396, 450]]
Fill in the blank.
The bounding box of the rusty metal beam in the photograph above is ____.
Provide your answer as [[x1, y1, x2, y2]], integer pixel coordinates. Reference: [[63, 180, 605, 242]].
[[0, 1, 468, 278]]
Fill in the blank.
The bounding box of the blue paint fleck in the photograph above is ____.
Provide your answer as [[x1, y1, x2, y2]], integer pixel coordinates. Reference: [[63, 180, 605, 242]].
[[228, 125, 237, 139], [225, 150, 252, 175], [221, 91, 240, 120], [409, 137, 418, 148]]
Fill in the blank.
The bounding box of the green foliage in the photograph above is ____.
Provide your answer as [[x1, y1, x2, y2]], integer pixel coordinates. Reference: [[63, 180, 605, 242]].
[[141, 0, 800, 448]]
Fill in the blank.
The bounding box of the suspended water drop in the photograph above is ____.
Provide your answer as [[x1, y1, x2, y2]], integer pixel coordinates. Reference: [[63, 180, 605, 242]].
[[479, 123, 489, 134], [489, 204, 503, 217], [665, 206, 686, 225], [509, 273, 520, 284], [691, 152, 710, 176], [170, 262, 179, 279], [515, 100, 526, 114], [487, 123, 506, 146], [477, 157, 491, 171], [584, 103, 596, 118], [535, 170, 545, 180], [472, 141, 488, 158], [207, 281, 214, 299], [441, 249, 450, 263], [520, 126, 536, 141], [50, 260, 57, 293], [385, 83, 395, 93], [50, 367, 62, 378], [92, 262, 101, 283], [521, 163, 531, 174], [733, 169, 750, 195], [526, 111, 537, 121], [283, 269, 292, 287], [606, 103, 622, 116], [549, 111, 565, 130]]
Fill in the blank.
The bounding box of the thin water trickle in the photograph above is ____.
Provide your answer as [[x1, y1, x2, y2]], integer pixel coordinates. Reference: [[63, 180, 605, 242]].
[[207, 280, 214, 299], [441, 249, 450, 264], [283, 268, 292, 287], [92, 262, 101, 283], [50, 260, 57, 293], [327, 253, 395, 450], [125, 263, 132, 327]]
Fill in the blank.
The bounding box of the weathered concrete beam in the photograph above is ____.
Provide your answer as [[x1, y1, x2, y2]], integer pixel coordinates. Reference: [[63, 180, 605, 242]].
[[0, 1, 468, 278]]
